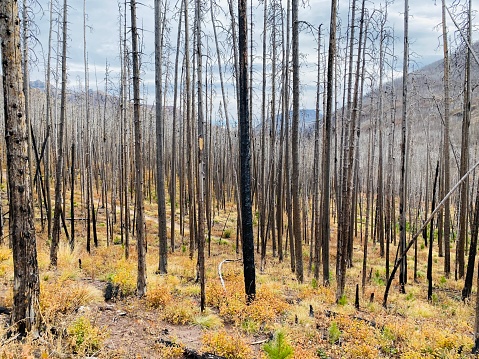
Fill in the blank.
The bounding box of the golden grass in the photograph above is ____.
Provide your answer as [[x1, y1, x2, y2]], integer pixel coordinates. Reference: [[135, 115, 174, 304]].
[[0, 186, 476, 358]]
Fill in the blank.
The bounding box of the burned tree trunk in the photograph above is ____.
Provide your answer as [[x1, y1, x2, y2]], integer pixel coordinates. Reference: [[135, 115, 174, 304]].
[[51, 0, 68, 267], [238, 0, 256, 303], [131, 0, 147, 297], [0, 0, 40, 335]]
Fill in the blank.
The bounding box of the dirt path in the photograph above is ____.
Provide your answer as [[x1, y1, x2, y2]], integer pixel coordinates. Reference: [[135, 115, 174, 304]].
[[79, 278, 204, 358], [95, 302, 202, 358]]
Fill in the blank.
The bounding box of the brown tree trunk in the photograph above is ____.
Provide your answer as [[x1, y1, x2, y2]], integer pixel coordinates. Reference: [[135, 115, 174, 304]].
[[457, 0, 471, 280], [51, 0, 68, 267], [196, 0, 206, 311], [398, 0, 409, 293], [291, 0, 303, 283], [441, 0, 451, 277], [0, 0, 40, 334], [170, 0, 184, 254], [321, 0, 337, 286], [155, 0, 168, 274], [131, 0, 147, 297], [313, 25, 322, 282]]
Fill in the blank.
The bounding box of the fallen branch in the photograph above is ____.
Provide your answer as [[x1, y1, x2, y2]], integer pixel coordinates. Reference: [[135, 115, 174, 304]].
[[383, 157, 479, 307], [1, 332, 20, 346], [251, 334, 273, 345]]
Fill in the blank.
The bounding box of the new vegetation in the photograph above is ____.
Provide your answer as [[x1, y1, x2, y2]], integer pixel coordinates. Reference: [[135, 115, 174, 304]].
[[0, 0, 479, 357]]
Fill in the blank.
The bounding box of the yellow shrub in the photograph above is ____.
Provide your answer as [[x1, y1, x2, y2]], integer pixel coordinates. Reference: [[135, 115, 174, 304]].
[[206, 280, 227, 308], [40, 280, 101, 320], [163, 299, 196, 325], [344, 342, 379, 359], [202, 330, 253, 359], [146, 283, 173, 308], [240, 285, 289, 325], [195, 313, 223, 329], [219, 293, 246, 324], [108, 259, 136, 296], [0, 247, 11, 262], [401, 351, 425, 359], [154, 343, 185, 358], [67, 315, 106, 355]]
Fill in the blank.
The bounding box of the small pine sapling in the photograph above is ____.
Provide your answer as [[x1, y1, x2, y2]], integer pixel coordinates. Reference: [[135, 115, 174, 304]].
[[263, 330, 293, 359]]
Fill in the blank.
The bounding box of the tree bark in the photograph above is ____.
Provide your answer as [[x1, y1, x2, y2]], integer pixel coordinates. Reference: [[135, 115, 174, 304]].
[[427, 161, 439, 301], [155, 0, 168, 274], [313, 25, 322, 282], [321, 0, 337, 286], [51, 0, 68, 267], [398, 0, 409, 293], [195, 0, 206, 311], [170, 0, 184, 254], [131, 0, 147, 297], [0, 0, 40, 335], [457, 0, 471, 280], [462, 165, 479, 300], [291, 0, 303, 283], [44, 0, 54, 241], [238, 0, 256, 303]]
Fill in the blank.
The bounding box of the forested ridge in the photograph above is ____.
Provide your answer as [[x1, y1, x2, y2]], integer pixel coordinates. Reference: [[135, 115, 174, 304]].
[[0, 0, 479, 357]]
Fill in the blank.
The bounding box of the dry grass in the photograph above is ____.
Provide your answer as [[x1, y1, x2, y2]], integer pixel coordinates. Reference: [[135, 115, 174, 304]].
[[0, 187, 476, 358]]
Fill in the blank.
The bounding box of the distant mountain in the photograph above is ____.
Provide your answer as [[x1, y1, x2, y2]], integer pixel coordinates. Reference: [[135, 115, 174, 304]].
[[359, 41, 479, 130], [254, 109, 321, 134], [30, 80, 45, 90]]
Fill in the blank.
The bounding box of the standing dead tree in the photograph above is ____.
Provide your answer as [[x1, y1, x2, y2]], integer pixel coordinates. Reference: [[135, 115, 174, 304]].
[[130, 0, 147, 297], [155, 0, 168, 274], [0, 0, 40, 335], [238, 0, 256, 303], [51, 0, 68, 267]]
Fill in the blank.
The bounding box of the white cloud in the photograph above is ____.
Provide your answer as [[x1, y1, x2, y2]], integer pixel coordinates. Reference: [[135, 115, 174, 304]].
[[27, 0, 479, 116]]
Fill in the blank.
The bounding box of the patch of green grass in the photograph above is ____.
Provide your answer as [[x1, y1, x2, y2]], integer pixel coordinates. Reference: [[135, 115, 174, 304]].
[[241, 318, 260, 334], [373, 270, 385, 286], [328, 322, 341, 344], [337, 295, 347, 306], [67, 316, 104, 355], [316, 348, 328, 359], [195, 314, 223, 329]]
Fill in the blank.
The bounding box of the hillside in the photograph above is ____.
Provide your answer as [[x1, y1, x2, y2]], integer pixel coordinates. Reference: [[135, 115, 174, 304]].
[[0, 196, 476, 358]]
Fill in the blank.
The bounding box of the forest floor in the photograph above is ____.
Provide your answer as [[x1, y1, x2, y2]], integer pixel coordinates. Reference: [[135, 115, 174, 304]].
[[0, 199, 477, 358]]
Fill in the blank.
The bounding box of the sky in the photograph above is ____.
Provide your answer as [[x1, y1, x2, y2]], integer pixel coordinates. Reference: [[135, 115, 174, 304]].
[[25, 0, 478, 123]]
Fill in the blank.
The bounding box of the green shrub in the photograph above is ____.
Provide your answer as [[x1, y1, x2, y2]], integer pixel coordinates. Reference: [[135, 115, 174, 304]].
[[67, 316, 104, 355], [263, 330, 293, 359], [328, 322, 341, 344]]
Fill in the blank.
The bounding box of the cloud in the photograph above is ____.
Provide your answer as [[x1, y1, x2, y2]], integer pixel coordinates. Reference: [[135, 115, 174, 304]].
[[26, 0, 479, 117]]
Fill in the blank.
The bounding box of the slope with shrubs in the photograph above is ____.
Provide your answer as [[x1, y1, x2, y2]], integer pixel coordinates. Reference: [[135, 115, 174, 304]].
[[0, 199, 476, 358]]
